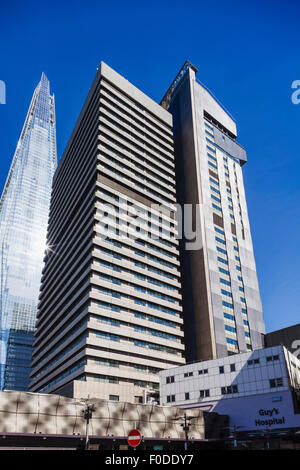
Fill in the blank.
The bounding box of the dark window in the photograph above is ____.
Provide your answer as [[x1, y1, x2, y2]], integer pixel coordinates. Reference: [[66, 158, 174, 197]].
[[185, 392, 190, 400], [166, 376, 175, 384], [269, 379, 276, 388], [209, 169, 219, 180], [184, 372, 193, 378], [213, 212, 224, 228], [230, 364, 236, 372], [270, 378, 283, 388], [219, 366, 224, 374], [221, 387, 226, 395], [232, 385, 238, 393], [109, 395, 119, 402], [167, 394, 176, 403]]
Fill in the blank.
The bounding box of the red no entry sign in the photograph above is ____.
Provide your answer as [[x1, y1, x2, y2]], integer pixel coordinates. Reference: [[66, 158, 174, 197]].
[[127, 429, 141, 447]]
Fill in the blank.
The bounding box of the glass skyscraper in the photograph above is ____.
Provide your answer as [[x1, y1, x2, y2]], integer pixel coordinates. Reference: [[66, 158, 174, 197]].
[[0, 73, 57, 391]]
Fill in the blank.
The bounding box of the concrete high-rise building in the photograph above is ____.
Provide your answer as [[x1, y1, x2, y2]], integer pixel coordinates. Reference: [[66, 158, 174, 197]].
[[0, 73, 57, 391], [29, 63, 185, 402], [161, 61, 265, 362]]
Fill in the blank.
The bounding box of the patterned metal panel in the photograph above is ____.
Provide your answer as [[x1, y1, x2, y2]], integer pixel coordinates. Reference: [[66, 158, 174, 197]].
[[0, 391, 207, 439]]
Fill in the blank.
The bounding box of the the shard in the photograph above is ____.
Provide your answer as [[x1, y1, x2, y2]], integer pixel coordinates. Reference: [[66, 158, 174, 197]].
[[0, 73, 57, 390]]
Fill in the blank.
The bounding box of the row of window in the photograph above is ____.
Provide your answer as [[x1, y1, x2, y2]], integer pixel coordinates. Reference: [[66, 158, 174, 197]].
[[95, 255, 177, 282], [91, 373, 159, 390], [165, 377, 285, 403], [95, 272, 178, 304], [95, 331, 181, 355], [248, 355, 279, 366], [95, 285, 180, 314], [95, 258, 177, 291], [101, 239, 177, 270], [92, 358, 160, 375], [100, 137, 174, 187], [93, 314, 179, 342]]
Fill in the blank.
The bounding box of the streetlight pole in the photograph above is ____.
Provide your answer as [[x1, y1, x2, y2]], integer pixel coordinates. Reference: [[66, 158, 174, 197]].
[[81, 400, 96, 450], [263, 427, 271, 450], [224, 425, 244, 449], [173, 413, 194, 451], [183, 414, 190, 450]]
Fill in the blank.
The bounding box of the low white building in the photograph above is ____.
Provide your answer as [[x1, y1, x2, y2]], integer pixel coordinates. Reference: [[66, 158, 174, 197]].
[[160, 345, 300, 433]]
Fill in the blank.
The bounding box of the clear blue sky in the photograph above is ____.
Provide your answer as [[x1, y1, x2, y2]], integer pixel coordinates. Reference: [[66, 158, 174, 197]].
[[0, 0, 299, 333]]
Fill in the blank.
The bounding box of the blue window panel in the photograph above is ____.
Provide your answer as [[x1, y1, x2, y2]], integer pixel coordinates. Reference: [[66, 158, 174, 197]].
[[209, 177, 219, 186], [208, 161, 217, 170], [211, 186, 221, 195], [226, 338, 238, 346], [215, 236, 226, 245], [224, 312, 235, 321], [207, 153, 217, 162], [219, 267, 230, 276], [225, 325, 236, 333], [222, 301, 234, 309], [214, 226, 225, 236], [211, 194, 221, 204], [221, 289, 232, 298], [220, 278, 231, 287]]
